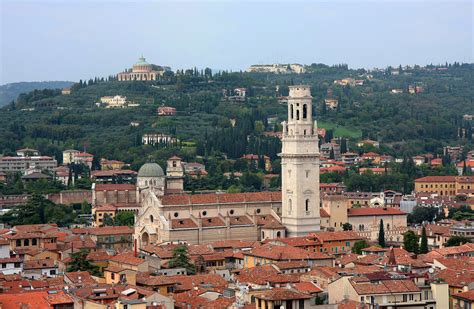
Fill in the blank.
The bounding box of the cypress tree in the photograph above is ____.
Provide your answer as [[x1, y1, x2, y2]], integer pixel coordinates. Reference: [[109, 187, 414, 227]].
[[420, 226, 428, 254], [378, 219, 385, 247]]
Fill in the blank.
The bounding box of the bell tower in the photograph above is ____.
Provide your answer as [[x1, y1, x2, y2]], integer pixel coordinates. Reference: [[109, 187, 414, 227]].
[[280, 85, 321, 237]]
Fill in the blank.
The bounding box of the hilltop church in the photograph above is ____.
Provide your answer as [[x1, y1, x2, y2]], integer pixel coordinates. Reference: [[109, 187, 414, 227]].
[[134, 86, 322, 247]]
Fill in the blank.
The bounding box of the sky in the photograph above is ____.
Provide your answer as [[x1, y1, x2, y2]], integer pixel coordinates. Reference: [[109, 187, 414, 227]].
[[0, 0, 473, 84]]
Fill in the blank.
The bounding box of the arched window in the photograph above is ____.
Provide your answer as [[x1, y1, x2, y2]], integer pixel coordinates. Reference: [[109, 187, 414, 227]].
[[173, 161, 177, 167], [387, 223, 390, 230], [290, 104, 294, 119], [276, 231, 281, 238], [305, 199, 310, 212], [296, 109, 300, 120], [150, 215, 154, 223], [288, 199, 292, 214], [262, 231, 265, 239], [303, 104, 307, 119]]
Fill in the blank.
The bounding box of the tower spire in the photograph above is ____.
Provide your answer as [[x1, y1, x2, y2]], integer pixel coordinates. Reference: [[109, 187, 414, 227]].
[[280, 85, 321, 237]]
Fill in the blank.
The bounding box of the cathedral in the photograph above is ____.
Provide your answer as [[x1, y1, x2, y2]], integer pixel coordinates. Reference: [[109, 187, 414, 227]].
[[134, 86, 321, 247]]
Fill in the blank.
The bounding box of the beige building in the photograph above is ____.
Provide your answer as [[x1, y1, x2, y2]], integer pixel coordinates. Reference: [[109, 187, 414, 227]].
[[117, 56, 171, 81], [328, 275, 449, 309]]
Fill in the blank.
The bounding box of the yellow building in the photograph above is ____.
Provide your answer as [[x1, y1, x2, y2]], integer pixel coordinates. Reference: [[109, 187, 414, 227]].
[[104, 252, 148, 285], [414, 175, 474, 197]]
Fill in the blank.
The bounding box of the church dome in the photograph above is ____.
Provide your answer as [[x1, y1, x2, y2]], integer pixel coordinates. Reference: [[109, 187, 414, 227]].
[[138, 162, 164, 177], [134, 56, 150, 66]]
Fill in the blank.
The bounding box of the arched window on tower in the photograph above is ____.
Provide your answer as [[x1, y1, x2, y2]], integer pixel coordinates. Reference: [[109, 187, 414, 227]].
[[303, 104, 307, 119], [288, 199, 292, 214], [296, 109, 300, 120], [305, 199, 310, 212], [290, 104, 294, 119]]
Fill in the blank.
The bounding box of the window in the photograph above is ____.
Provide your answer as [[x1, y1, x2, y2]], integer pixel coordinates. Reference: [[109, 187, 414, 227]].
[[202, 211, 207, 216], [288, 199, 292, 214], [2, 263, 5, 268], [173, 161, 177, 167], [256, 208, 261, 214], [296, 109, 300, 120], [303, 104, 307, 119], [305, 199, 310, 212], [24, 239, 29, 246], [290, 104, 294, 119], [174, 212, 179, 218], [306, 170, 310, 178], [32, 239, 37, 246], [409, 294, 414, 301], [111, 273, 115, 280], [403, 294, 408, 302], [14, 263, 21, 268], [150, 215, 154, 223], [276, 231, 281, 238], [50, 270, 56, 275], [16, 240, 21, 247], [262, 231, 265, 239]]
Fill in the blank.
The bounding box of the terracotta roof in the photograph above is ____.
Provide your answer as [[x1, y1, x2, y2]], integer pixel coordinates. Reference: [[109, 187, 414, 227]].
[[415, 176, 456, 182], [362, 246, 387, 253], [347, 207, 406, 216], [110, 251, 145, 266], [293, 281, 322, 294], [255, 288, 311, 301], [200, 217, 225, 227], [234, 265, 300, 285], [245, 243, 332, 261], [210, 239, 258, 249], [262, 220, 285, 229], [86, 250, 111, 262], [312, 231, 365, 242], [171, 218, 198, 229], [453, 290, 474, 302], [273, 261, 309, 270], [229, 216, 253, 226], [436, 268, 474, 288], [350, 278, 420, 295], [161, 191, 281, 206], [320, 208, 330, 217], [23, 259, 56, 270], [0, 290, 73, 308], [65, 271, 96, 285]]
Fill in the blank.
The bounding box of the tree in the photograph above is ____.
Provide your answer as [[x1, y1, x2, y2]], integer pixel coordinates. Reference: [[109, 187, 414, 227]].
[[378, 219, 385, 247], [352, 240, 369, 254], [114, 211, 135, 226], [169, 245, 195, 274], [419, 226, 428, 254], [445, 236, 470, 247], [403, 230, 419, 253], [67, 250, 101, 276], [342, 223, 352, 231], [408, 206, 439, 224], [102, 213, 115, 226]]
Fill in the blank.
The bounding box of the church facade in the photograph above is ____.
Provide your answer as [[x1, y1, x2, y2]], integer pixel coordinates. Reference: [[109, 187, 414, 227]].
[[134, 85, 322, 247]]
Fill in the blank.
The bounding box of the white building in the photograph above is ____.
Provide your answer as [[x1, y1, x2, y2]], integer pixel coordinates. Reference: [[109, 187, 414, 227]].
[[0, 156, 57, 174], [98, 95, 128, 108], [142, 133, 178, 145], [280, 85, 321, 236]]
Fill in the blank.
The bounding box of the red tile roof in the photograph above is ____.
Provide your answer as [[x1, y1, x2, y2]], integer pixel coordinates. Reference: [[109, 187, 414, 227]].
[[161, 191, 281, 206], [255, 288, 311, 301], [245, 242, 332, 261], [453, 290, 474, 302], [293, 281, 322, 294], [110, 251, 145, 266], [415, 176, 456, 183], [312, 231, 365, 242], [0, 290, 73, 308]]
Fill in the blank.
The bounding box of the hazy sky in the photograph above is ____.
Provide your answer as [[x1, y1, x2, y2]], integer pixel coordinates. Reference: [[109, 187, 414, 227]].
[[1, 0, 473, 84]]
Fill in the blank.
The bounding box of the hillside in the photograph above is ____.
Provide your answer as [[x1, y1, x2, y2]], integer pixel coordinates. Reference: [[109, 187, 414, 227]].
[[0, 63, 472, 172], [0, 81, 74, 107]]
